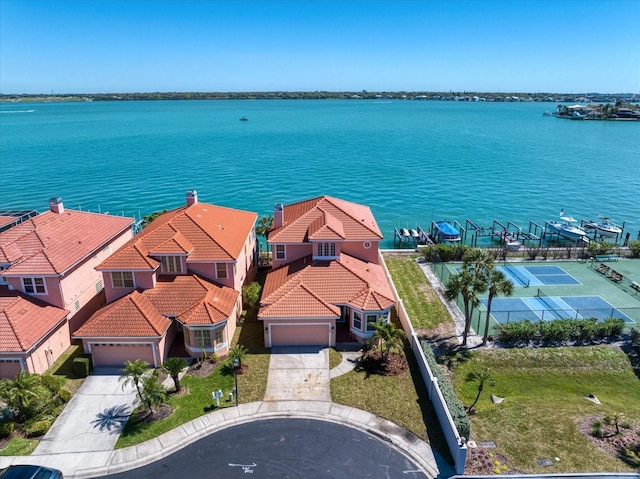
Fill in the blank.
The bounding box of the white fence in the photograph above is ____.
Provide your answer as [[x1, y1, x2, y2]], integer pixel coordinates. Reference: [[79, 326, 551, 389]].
[[380, 253, 467, 475]]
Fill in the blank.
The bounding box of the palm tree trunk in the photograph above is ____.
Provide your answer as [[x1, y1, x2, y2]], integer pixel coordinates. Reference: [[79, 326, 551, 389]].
[[468, 383, 484, 412], [482, 293, 494, 345]]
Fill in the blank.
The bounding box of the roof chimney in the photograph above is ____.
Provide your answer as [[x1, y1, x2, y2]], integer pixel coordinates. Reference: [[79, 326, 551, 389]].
[[274, 203, 284, 228], [49, 197, 64, 214], [186, 190, 198, 206]]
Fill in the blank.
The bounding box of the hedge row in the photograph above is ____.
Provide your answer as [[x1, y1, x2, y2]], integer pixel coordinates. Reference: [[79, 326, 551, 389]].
[[420, 340, 471, 440], [495, 317, 625, 345]]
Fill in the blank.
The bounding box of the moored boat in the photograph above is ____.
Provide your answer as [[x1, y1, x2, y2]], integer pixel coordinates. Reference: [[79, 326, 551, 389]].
[[434, 220, 461, 243], [547, 212, 587, 241], [584, 216, 623, 238]]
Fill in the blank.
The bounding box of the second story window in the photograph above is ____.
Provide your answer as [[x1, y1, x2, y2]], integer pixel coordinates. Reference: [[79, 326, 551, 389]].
[[216, 263, 227, 279], [23, 277, 46, 294], [316, 242, 336, 257], [275, 244, 285, 260], [161, 256, 183, 274], [111, 271, 134, 289]]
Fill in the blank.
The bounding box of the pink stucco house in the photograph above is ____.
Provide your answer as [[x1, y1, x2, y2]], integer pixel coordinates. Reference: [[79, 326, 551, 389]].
[[260, 196, 395, 347], [73, 191, 258, 368], [0, 198, 134, 378]]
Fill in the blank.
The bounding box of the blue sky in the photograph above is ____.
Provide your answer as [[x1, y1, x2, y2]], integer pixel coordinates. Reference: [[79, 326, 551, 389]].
[[1, 0, 639, 94]]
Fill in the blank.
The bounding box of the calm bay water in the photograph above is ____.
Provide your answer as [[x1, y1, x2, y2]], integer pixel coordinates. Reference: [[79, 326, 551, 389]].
[[1, 100, 638, 248]]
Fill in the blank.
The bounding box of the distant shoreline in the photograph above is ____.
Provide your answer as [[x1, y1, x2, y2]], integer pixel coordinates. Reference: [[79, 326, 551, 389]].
[[1, 91, 638, 104]]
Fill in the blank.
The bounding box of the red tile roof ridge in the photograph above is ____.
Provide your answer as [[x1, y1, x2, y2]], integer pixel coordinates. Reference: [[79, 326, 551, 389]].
[[307, 208, 346, 240], [319, 196, 383, 239], [183, 207, 236, 259], [129, 292, 169, 336], [148, 231, 194, 255], [260, 281, 339, 318]]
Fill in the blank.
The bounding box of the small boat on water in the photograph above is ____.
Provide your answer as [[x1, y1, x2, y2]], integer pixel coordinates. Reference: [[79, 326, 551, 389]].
[[547, 213, 587, 241], [239, 117, 249, 121], [434, 221, 461, 243], [584, 216, 623, 238]]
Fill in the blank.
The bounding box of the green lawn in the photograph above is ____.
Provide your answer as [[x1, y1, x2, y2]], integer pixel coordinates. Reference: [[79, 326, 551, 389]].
[[452, 346, 640, 473], [383, 254, 450, 330], [116, 310, 271, 448], [330, 345, 451, 463]]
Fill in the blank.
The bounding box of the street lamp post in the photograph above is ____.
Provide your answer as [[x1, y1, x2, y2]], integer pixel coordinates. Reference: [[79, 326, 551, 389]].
[[232, 358, 239, 407]]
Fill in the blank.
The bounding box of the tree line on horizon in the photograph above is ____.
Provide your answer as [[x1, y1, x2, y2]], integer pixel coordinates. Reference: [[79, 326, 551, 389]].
[[1, 91, 638, 103]]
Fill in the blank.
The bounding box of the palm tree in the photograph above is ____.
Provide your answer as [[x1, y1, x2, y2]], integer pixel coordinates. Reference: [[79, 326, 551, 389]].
[[611, 412, 626, 435], [370, 319, 406, 362], [228, 345, 249, 369], [482, 268, 514, 345], [466, 368, 494, 413], [445, 269, 484, 346], [445, 249, 493, 346], [119, 359, 151, 400], [255, 214, 273, 259], [139, 370, 167, 415], [161, 357, 189, 393], [0, 371, 42, 420]]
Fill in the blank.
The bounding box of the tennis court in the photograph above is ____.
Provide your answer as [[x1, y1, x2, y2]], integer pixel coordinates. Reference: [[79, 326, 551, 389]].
[[482, 294, 635, 324], [433, 259, 640, 332], [497, 264, 581, 287]]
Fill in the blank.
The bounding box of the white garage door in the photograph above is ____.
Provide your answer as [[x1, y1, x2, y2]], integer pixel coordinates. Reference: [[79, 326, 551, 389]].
[[269, 324, 331, 347], [90, 343, 155, 367]]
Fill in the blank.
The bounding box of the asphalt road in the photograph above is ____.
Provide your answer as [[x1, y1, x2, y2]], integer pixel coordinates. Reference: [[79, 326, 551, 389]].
[[101, 418, 428, 478]]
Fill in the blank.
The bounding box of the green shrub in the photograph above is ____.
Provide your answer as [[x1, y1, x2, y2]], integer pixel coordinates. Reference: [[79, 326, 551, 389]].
[[58, 388, 71, 403], [496, 317, 625, 345], [0, 421, 15, 438], [422, 244, 469, 263], [23, 415, 55, 437], [421, 341, 471, 440], [628, 240, 640, 258], [72, 355, 92, 377], [208, 353, 219, 364], [630, 328, 640, 347]]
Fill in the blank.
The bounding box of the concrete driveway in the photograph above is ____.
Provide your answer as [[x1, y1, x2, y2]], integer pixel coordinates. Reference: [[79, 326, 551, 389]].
[[25, 368, 138, 473], [264, 346, 330, 402]]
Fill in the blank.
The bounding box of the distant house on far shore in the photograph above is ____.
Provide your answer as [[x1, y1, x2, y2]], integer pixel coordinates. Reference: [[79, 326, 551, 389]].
[[0, 198, 134, 378]]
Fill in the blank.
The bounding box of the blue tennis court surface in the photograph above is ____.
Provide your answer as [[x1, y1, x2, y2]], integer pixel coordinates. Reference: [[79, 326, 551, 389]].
[[497, 265, 581, 287], [481, 295, 634, 324]]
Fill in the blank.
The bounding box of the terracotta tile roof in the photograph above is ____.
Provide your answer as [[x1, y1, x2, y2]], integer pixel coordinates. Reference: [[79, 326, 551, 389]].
[[73, 291, 171, 338], [148, 231, 193, 256], [0, 210, 133, 276], [260, 283, 340, 319], [0, 216, 16, 229], [259, 253, 394, 319], [73, 274, 238, 338], [98, 202, 256, 271], [0, 288, 69, 352], [269, 196, 382, 244]]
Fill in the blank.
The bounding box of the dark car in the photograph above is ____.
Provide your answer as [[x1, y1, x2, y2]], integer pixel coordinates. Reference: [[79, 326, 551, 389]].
[[0, 465, 63, 479]]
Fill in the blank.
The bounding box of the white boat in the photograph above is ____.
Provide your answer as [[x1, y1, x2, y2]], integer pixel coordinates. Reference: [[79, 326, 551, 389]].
[[584, 216, 623, 238], [547, 214, 587, 241]]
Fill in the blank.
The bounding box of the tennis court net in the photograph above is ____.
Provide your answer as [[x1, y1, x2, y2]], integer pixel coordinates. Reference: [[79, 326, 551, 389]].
[[503, 261, 530, 287]]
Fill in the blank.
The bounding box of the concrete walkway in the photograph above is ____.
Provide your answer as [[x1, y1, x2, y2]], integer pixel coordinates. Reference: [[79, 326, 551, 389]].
[[1, 368, 139, 476]]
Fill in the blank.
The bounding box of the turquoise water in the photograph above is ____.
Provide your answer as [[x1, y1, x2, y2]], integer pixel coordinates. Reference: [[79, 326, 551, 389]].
[[1, 100, 638, 247]]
